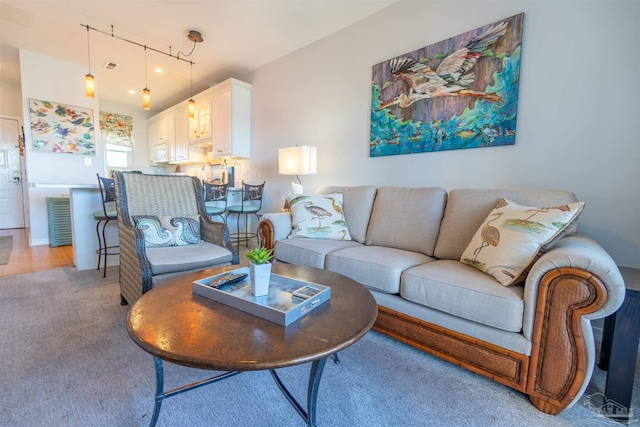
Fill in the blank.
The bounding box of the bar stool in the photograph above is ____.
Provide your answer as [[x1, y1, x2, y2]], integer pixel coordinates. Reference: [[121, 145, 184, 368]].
[[93, 174, 119, 277], [226, 181, 265, 248], [203, 182, 229, 222]]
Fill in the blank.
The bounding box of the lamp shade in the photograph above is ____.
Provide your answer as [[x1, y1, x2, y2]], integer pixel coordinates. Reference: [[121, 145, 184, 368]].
[[188, 98, 196, 118], [85, 73, 95, 98], [142, 88, 151, 110], [278, 146, 317, 175]]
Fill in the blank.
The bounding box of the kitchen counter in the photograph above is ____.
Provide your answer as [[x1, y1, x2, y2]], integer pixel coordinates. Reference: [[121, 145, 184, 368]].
[[30, 183, 118, 271]]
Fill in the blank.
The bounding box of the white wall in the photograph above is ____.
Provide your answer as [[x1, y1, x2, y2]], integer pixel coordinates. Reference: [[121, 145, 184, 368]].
[[18, 50, 154, 245], [244, 0, 640, 268], [0, 81, 22, 117]]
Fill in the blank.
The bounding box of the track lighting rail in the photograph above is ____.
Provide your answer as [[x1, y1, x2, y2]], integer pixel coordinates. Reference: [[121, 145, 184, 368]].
[[80, 24, 197, 66]]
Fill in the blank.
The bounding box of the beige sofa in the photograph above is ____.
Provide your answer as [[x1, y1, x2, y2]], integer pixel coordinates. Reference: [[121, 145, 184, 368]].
[[257, 186, 625, 415]]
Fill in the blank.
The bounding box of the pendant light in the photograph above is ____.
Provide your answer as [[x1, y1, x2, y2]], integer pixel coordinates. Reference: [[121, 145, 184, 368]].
[[85, 26, 95, 98], [188, 61, 195, 118], [80, 24, 204, 111], [142, 45, 151, 110]]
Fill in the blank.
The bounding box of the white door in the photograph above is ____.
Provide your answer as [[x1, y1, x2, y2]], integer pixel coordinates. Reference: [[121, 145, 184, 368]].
[[0, 117, 25, 229]]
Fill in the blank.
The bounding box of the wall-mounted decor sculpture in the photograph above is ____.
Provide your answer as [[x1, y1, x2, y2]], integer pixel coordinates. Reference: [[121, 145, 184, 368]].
[[29, 98, 95, 155], [370, 13, 523, 157]]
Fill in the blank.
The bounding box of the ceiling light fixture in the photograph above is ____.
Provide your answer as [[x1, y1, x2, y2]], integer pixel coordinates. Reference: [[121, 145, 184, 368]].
[[180, 30, 203, 120], [142, 46, 151, 110], [80, 24, 204, 110], [188, 62, 195, 119], [85, 26, 94, 98]]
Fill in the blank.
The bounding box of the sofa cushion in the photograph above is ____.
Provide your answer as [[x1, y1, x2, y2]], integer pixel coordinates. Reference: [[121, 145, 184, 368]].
[[317, 186, 377, 243], [326, 245, 434, 294], [133, 215, 201, 247], [460, 198, 585, 286], [275, 238, 362, 269], [287, 193, 352, 240], [434, 189, 580, 260], [401, 260, 525, 332], [365, 187, 447, 256], [145, 242, 233, 275]]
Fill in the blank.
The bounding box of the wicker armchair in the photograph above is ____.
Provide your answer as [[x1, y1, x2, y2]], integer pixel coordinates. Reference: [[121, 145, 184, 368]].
[[113, 172, 239, 305]]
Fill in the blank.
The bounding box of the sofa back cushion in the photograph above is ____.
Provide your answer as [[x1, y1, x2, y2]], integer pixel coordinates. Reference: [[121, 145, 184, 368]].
[[434, 189, 580, 260], [317, 186, 377, 243], [365, 187, 447, 256]]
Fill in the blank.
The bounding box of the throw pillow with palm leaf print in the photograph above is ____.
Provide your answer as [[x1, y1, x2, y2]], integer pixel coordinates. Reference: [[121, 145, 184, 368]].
[[287, 193, 352, 240], [461, 198, 584, 286]]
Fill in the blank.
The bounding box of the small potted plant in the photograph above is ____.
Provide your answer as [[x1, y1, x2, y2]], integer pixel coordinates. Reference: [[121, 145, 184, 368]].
[[244, 246, 274, 296]]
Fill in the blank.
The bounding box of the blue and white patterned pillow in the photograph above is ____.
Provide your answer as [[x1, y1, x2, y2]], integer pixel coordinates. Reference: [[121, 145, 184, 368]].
[[133, 215, 201, 247]]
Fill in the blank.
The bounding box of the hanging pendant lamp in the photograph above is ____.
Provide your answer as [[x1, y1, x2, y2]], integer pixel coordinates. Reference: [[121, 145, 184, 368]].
[[188, 61, 195, 118], [142, 46, 151, 110], [85, 26, 95, 98]]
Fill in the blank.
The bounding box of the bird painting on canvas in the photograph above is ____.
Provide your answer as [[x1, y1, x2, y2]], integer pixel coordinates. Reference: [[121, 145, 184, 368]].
[[370, 13, 524, 157], [379, 21, 509, 110]]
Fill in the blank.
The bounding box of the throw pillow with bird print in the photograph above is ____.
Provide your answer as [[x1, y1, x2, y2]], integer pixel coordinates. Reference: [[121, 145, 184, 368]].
[[287, 193, 352, 240], [460, 198, 584, 286]]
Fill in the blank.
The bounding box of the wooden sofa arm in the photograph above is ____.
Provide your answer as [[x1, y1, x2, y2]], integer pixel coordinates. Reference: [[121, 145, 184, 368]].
[[257, 219, 275, 251], [527, 267, 607, 414], [258, 213, 293, 251], [522, 234, 624, 413]]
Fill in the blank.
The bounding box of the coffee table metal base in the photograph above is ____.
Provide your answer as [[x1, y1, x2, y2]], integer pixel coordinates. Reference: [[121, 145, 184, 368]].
[[148, 355, 337, 427]]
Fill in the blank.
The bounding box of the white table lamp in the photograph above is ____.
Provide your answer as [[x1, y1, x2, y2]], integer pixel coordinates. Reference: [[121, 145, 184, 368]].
[[278, 146, 317, 195]]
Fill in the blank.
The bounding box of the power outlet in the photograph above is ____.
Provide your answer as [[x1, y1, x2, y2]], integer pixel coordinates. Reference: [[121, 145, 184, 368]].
[[84, 157, 92, 166]]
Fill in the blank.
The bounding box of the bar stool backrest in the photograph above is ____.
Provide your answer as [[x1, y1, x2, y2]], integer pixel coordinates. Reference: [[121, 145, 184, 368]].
[[241, 182, 265, 210], [97, 174, 117, 218]]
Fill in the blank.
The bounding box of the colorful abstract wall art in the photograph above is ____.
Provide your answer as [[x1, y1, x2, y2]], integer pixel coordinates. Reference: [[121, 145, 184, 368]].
[[370, 13, 523, 157], [29, 99, 95, 155]]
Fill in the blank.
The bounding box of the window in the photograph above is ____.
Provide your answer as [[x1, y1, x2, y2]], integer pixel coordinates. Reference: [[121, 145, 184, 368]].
[[105, 143, 131, 168], [99, 111, 133, 169]]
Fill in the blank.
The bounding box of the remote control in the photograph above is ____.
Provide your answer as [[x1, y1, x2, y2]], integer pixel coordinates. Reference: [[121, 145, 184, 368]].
[[210, 273, 248, 289]]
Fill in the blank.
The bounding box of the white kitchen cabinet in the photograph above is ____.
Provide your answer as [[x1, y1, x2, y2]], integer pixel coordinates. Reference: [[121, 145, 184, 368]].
[[209, 79, 251, 158], [166, 110, 176, 162], [148, 113, 170, 164], [149, 78, 250, 164], [148, 119, 168, 164], [147, 120, 158, 164], [174, 105, 190, 162], [188, 95, 211, 146], [156, 116, 169, 145]]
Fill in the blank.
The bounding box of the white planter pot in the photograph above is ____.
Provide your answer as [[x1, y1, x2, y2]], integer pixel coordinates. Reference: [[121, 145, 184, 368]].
[[250, 262, 271, 296]]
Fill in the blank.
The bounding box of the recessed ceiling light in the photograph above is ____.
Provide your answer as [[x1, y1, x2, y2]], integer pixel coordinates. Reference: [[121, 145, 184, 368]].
[[128, 90, 136, 95], [154, 68, 164, 74]]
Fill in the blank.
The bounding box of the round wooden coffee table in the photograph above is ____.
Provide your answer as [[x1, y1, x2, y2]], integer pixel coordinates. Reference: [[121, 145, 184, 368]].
[[127, 264, 378, 427]]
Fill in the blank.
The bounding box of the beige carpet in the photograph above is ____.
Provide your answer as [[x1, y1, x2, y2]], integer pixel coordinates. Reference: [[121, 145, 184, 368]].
[[0, 235, 12, 265], [0, 266, 635, 426]]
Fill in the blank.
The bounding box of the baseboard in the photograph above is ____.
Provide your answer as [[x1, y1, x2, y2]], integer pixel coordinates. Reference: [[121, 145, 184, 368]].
[[30, 238, 49, 246]]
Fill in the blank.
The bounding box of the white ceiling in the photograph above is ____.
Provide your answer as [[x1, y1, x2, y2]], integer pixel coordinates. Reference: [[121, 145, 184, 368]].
[[0, 0, 395, 112]]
